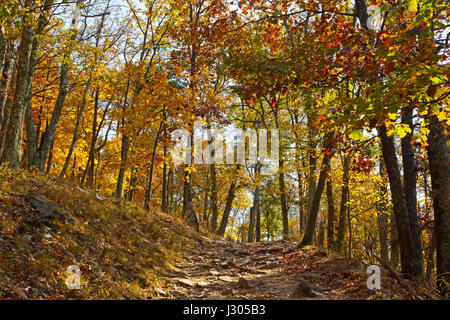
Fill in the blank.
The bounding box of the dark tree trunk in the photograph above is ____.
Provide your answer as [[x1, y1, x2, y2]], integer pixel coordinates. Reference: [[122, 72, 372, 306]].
[[59, 78, 91, 179], [218, 179, 237, 238], [182, 130, 199, 232], [377, 161, 390, 263], [401, 105, 424, 275], [279, 159, 289, 240], [326, 172, 335, 250], [144, 118, 164, 210], [390, 214, 400, 268], [85, 88, 100, 189], [45, 138, 54, 174], [256, 204, 261, 242], [299, 132, 334, 247], [306, 128, 317, 224], [298, 170, 306, 236], [209, 162, 219, 232], [378, 125, 423, 280], [161, 148, 168, 213], [425, 114, 450, 297], [336, 156, 350, 254], [248, 187, 261, 243], [115, 132, 130, 198]]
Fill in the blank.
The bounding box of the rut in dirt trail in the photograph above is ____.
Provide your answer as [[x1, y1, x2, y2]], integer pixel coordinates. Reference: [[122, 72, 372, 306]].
[[157, 238, 379, 300]]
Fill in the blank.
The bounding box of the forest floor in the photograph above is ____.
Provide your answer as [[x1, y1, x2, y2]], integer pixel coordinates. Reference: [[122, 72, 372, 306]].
[[0, 167, 437, 300], [159, 238, 435, 300]]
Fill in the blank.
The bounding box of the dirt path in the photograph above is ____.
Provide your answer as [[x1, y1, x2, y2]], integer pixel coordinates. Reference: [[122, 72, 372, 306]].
[[157, 238, 378, 300]]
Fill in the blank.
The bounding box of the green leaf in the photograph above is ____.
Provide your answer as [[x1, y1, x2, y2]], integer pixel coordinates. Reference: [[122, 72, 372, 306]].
[[349, 130, 364, 141]]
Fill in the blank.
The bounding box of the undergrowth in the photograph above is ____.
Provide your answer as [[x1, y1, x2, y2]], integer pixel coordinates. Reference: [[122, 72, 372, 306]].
[[0, 166, 201, 299]]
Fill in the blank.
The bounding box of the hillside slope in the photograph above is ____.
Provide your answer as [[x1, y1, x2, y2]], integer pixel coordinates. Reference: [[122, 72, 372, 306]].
[[0, 167, 438, 300], [0, 167, 201, 300]]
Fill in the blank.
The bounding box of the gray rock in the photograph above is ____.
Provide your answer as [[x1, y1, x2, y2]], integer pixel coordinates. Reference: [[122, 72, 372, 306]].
[[294, 278, 321, 298], [30, 196, 63, 221]]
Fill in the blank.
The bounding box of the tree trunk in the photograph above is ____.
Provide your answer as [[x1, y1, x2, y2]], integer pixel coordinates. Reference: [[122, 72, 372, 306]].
[[248, 186, 261, 243], [377, 161, 390, 263], [218, 179, 237, 238], [299, 132, 334, 247], [326, 172, 335, 250], [209, 162, 219, 232], [279, 159, 289, 240], [378, 125, 423, 280], [0, 64, 15, 156], [161, 147, 168, 213], [336, 156, 350, 254], [401, 105, 424, 275], [425, 114, 450, 297], [298, 170, 306, 236], [32, 45, 72, 170], [59, 77, 91, 179], [0, 45, 12, 144], [115, 132, 129, 197], [182, 130, 199, 231], [390, 214, 400, 268], [144, 118, 164, 210], [1, 11, 34, 168], [256, 204, 261, 242]]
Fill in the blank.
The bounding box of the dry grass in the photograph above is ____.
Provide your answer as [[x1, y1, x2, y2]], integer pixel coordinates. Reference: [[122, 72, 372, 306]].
[[0, 166, 201, 300]]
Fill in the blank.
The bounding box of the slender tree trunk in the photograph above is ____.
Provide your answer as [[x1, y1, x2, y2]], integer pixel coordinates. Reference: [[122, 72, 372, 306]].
[[144, 118, 164, 210], [377, 161, 390, 262], [0, 65, 15, 156], [256, 205, 261, 242], [218, 178, 237, 237], [248, 186, 261, 243], [209, 163, 219, 231], [347, 191, 352, 259], [279, 158, 289, 240], [298, 170, 306, 236], [167, 167, 173, 213], [182, 131, 199, 231], [0, 45, 12, 142], [86, 88, 100, 189], [161, 146, 168, 213], [59, 77, 91, 179], [336, 156, 350, 254], [306, 127, 317, 223], [326, 172, 335, 250], [426, 229, 436, 287], [201, 171, 209, 222], [45, 138, 54, 174], [115, 132, 129, 197]]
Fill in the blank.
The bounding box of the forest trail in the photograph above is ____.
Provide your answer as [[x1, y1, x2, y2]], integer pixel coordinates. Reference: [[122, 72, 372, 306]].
[[158, 239, 381, 300]]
